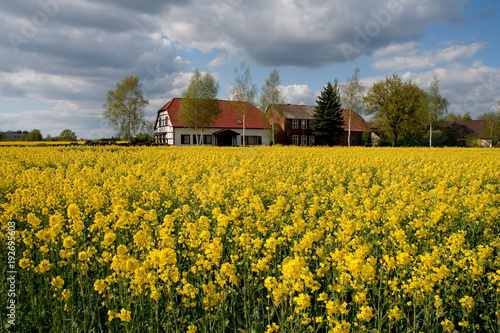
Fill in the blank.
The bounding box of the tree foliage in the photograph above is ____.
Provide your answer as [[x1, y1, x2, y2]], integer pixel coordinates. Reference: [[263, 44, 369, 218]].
[[60, 129, 77, 141], [260, 69, 288, 145], [103, 76, 149, 143], [178, 70, 222, 145], [230, 63, 258, 147], [478, 102, 500, 145], [364, 75, 426, 147], [422, 77, 449, 147], [313, 80, 344, 146], [25, 129, 42, 141], [341, 68, 365, 146], [444, 112, 473, 121]]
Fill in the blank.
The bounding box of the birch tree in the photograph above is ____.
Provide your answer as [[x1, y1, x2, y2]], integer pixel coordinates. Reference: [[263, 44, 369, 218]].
[[341, 68, 365, 147], [260, 69, 288, 145], [178, 70, 221, 145], [103, 76, 149, 143], [424, 77, 449, 147], [230, 62, 257, 147]]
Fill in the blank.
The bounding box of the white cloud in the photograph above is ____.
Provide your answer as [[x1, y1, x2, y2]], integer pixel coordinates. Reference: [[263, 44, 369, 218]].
[[282, 84, 317, 105], [364, 61, 500, 119], [373, 42, 419, 57], [373, 42, 487, 71]]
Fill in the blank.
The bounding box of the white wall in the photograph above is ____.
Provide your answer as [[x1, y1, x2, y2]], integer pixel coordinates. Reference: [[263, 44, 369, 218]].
[[173, 127, 270, 146]]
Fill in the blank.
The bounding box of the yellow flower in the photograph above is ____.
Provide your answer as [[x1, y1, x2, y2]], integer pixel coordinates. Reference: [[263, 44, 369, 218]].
[[19, 258, 32, 269], [117, 244, 128, 255], [186, 325, 197, 333], [388, 306, 402, 321], [35, 259, 52, 274], [102, 231, 116, 247], [441, 319, 455, 333], [94, 279, 107, 294], [78, 251, 88, 261], [61, 289, 72, 301], [356, 305, 373, 322], [63, 235, 76, 249], [459, 295, 474, 312], [117, 308, 131, 322], [51, 276, 64, 290]]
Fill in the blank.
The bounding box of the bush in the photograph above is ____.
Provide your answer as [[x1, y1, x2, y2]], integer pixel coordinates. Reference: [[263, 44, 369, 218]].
[[131, 133, 153, 146], [362, 131, 372, 147]]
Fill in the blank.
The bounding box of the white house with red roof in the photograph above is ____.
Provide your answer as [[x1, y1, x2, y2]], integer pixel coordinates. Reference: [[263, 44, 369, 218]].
[[154, 98, 270, 146]]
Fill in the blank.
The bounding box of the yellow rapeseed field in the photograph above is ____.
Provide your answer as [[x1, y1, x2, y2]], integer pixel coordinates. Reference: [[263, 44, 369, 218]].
[[1, 146, 499, 332]]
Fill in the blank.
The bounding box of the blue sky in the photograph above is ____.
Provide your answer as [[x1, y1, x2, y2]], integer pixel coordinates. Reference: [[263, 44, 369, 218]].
[[1, 0, 499, 139]]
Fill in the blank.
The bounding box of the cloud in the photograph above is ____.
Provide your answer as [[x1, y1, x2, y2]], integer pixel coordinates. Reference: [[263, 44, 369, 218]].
[[372, 42, 419, 57], [161, 0, 470, 67], [373, 42, 487, 71], [363, 61, 500, 119], [282, 84, 317, 105], [0, 0, 492, 138]]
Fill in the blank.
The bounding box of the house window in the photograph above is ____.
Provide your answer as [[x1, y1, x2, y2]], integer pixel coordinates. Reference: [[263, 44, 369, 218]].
[[309, 120, 313, 129], [237, 119, 242, 124], [292, 135, 299, 145], [309, 136, 315, 145], [341, 139, 346, 145], [245, 136, 262, 145], [301, 135, 307, 145], [351, 138, 356, 145], [470, 129, 475, 134], [193, 134, 198, 144], [301, 120, 308, 129], [292, 119, 299, 129], [204, 135, 212, 144], [181, 134, 190, 144]]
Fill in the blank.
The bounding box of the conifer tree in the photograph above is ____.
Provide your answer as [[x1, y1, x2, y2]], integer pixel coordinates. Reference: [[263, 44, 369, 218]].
[[313, 80, 344, 145]]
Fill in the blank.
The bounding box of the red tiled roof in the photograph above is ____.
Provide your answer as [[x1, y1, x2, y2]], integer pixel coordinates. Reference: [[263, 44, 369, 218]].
[[158, 98, 269, 129], [276, 104, 369, 132]]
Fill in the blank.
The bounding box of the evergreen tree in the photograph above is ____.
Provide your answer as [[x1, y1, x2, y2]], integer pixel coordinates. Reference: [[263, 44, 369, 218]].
[[313, 80, 344, 146]]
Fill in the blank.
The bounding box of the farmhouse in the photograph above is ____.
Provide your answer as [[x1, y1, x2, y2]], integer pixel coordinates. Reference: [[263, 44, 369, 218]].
[[443, 120, 488, 145], [154, 98, 270, 146], [271, 104, 369, 146]]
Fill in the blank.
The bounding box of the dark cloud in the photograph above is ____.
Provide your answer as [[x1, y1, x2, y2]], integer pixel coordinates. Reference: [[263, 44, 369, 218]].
[[162, 0, 469, 67]]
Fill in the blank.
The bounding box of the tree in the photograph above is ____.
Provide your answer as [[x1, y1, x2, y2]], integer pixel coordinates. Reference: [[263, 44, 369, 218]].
[[423, 77, 449, 147], [60, 129, 77, 141], [364, 75, 426, 147], [260, 69, 288, 145], [444, 112, 473, 121], [313, 80, 344, 146], [103, 75, 149, 143], [341, 68, 365, 147], [25, 129, 42, 141], [478, 102, 500, 145], [178, 70, 222, 145], [230, 62, 258, 147]]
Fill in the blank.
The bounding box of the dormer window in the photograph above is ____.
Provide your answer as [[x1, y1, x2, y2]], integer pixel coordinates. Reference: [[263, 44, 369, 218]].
[[237, 119, 242, 124]]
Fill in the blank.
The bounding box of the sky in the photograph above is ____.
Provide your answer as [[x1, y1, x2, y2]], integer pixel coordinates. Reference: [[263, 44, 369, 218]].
[[1, 0, 499, 139]]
